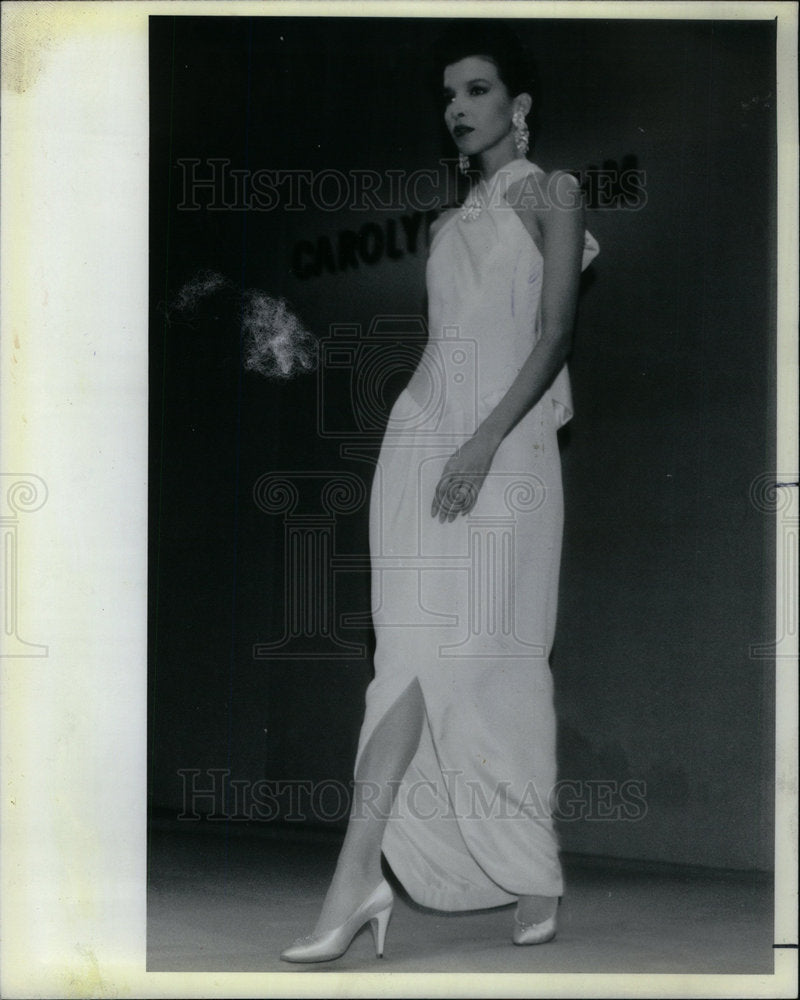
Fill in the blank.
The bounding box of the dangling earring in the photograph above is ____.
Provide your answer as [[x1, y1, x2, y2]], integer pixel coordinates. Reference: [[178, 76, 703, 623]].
[[512, 109, 530, 157], [458, 153, 469, 175]]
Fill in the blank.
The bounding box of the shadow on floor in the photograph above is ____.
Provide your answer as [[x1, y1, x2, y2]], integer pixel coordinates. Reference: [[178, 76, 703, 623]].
[[147, 818, 773, 974]]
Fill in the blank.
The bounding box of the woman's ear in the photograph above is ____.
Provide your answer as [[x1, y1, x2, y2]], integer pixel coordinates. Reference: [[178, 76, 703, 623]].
[[514, 93, 533, 118]]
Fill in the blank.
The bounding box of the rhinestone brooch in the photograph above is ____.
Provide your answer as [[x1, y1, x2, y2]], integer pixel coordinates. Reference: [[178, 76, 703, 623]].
[[460, 191, 484, 222]]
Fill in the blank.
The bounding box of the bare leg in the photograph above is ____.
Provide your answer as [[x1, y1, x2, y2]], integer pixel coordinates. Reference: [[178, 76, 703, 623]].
[[312, 678, 425, 936], [516, 895, 559, 923]]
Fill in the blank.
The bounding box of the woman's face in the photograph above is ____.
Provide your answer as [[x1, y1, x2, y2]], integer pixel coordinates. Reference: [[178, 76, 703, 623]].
[[443, 56, 518, 158]]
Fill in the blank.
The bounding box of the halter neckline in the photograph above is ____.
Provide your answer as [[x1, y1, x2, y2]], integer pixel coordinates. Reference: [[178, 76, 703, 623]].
[[461, 159, 543, 221]]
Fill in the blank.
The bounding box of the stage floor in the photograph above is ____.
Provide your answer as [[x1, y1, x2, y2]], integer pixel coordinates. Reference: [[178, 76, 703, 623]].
[[147, 819, 773, 974]]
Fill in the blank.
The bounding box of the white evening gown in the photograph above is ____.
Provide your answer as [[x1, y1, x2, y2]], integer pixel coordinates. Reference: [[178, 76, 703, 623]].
[[355, 157, 599, 910]]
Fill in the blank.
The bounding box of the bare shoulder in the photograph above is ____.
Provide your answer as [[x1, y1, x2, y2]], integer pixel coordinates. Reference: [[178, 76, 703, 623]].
[[429, 206, 459, 240], [507, 168, 583, 214], [509, 169, 584, 253]]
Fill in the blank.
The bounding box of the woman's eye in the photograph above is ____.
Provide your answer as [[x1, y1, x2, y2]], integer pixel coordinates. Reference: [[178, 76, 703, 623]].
[[442, 85, 487, 106]]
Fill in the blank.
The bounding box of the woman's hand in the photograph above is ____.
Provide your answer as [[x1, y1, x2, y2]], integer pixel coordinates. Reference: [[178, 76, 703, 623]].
[[431, 433, 499, 522]]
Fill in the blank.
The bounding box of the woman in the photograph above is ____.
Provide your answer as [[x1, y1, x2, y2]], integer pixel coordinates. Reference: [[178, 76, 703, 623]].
[[281, 21, 598, 962]]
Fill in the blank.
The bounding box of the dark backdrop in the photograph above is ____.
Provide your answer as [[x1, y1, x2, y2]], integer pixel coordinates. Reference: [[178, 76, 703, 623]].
[[149, 15, 776, 870]]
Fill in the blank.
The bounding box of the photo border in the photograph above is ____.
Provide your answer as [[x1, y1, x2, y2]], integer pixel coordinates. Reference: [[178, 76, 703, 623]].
[[1, 1, 797, 996]]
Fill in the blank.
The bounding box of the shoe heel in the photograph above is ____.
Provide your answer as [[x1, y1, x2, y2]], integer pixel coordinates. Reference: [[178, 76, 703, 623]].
[[369, 903, 392, 958]]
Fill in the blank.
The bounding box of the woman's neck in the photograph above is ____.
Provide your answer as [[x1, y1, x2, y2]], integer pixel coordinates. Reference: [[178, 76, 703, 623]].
[[474, 137, 523, 183]]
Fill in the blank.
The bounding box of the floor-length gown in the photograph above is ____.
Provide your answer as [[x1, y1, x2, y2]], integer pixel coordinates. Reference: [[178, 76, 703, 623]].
[[355, 158, 599, 911]]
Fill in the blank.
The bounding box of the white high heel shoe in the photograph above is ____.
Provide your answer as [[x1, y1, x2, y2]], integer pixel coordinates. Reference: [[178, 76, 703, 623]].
[[280, 880, 394, 963], [512, 897, 560, 946]]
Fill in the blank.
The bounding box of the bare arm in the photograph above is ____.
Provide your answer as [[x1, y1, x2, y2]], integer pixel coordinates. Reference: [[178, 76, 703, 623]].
[[431, 171, 585, 521], [477, 170, 585, 450]]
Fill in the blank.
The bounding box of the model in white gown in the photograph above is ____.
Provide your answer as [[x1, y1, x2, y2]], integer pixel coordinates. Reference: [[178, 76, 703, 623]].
[[356, 157, 599, 910]]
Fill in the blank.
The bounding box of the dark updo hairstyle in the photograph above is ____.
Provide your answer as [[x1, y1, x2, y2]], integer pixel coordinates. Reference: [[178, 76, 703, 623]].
[[428, 19, 540, 124]]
